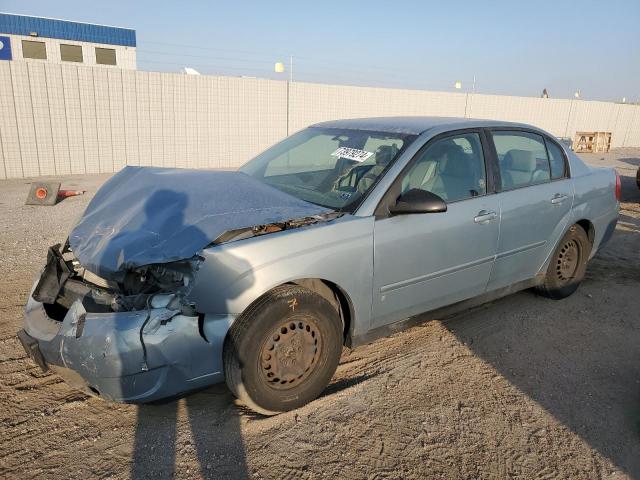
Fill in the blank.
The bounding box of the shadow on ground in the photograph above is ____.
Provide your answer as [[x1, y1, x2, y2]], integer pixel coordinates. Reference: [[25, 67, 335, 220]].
[[444, 211, 640, 478], [131, 385, 248, 479], [617, 156, 640, 203]]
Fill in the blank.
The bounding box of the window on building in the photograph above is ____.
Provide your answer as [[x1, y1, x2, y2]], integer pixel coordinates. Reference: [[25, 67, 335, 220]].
[[95, 47, 116, 65], [22, 40, 46, 60], [60, 44, 83, 63]]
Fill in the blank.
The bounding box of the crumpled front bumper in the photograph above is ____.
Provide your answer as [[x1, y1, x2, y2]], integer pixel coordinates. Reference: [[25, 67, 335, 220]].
[[19, 283, 235, 403]]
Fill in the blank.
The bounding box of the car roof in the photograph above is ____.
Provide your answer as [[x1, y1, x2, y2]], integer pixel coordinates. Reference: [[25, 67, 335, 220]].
[[310, 116, 534, 135]]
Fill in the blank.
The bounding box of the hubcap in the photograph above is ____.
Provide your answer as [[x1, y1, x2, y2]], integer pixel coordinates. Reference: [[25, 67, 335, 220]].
[[556, 239, 580, 282], [259, 316, 321, 390]]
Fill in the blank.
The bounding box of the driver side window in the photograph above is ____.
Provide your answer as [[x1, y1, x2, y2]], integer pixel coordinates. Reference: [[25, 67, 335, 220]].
[[401, 132, 487, 203]]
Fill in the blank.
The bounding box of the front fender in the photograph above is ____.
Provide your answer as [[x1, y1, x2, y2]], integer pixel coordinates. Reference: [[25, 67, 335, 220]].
[[187, 215, 375, 337]]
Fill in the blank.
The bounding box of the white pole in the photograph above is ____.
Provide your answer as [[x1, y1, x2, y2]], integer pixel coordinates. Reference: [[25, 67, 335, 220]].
[[289, 55, 293, 83]]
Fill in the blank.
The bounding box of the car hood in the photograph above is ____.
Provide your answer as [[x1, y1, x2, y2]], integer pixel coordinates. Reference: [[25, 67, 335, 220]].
[[69, 166, 330, 279]]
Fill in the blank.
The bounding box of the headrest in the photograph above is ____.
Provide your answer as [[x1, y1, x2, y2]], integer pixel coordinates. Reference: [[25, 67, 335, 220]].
[[504, 149, 535, 172], [440, 149, 472, 177], [375, 144, 398, 166], [429, 140, 461, 160]]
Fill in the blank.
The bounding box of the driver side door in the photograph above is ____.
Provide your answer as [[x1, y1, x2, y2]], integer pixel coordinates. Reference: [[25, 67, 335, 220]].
[[371, 130, 501, 328]]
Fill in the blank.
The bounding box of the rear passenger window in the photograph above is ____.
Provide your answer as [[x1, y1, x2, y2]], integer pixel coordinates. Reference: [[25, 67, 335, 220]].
[[492, 131, 551, 190], [546, 140, 567, 179]]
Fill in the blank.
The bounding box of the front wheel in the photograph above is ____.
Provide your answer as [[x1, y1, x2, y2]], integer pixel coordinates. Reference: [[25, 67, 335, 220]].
[[223, 285, 343, 415], [536, 224, 591, 299]]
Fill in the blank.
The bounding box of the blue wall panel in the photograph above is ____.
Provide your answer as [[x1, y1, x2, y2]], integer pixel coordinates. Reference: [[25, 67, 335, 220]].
[[0, 35, 12, 60], [0, 13, 136, 47]]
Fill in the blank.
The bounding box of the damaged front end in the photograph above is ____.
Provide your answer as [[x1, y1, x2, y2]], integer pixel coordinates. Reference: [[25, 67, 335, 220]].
[[18, 166, 338, 402], [19, 242, 231, 403]]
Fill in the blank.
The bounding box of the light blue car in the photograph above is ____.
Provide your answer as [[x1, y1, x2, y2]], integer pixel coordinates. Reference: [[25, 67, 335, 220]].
[[18, 117, 620, 415]]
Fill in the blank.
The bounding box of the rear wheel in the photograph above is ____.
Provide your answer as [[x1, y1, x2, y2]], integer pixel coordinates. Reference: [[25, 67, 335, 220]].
[[536, 224, 591, 299], [223, 285, 343, 415]]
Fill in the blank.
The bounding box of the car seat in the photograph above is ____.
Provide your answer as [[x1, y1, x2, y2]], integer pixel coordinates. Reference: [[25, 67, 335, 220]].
[[501, 149, 536, 189], [421, 146, 476, 201], [356, 144, 399, 193]]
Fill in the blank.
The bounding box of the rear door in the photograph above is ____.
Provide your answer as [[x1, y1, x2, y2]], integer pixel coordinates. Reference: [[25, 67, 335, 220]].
[[486, 129, 573, 291], [371, 130, 500, 328]]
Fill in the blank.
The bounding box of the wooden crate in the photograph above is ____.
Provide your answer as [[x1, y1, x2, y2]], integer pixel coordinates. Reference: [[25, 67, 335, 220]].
[[573, 132, 612, 153]]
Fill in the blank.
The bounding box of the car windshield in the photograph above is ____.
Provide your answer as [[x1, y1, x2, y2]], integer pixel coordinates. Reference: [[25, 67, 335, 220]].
[[240, 127, 416, 211]]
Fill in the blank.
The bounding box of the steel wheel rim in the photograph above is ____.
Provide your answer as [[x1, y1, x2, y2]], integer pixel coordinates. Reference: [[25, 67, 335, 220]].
[[556, 239, 580, 282], [258, 315, 322, 390]]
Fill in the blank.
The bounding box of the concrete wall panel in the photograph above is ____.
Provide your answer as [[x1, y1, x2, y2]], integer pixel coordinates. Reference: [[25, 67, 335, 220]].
[[121, 69, 139, 166], [44, 63, 71, 175], [0, 62, 23, 178], [134, 70, 151, 167], [77, 66, 99, 173], [60, 64, 86, 174], [93, 67, 113, 173], [12, 62, 40, 176], [107, 68, 126, 171], [28, 62, 56, 175]]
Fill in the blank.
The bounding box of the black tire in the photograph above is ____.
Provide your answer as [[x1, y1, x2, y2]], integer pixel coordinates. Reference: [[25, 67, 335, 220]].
[[536, 224, 591, 299], [223, 284, 343, 415]]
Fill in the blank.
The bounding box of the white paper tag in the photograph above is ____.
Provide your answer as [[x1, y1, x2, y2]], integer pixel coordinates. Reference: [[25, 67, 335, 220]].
[[331, 147, 374, 163]]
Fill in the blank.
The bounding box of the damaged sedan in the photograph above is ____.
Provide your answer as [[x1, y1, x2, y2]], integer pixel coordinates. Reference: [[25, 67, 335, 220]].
[[19, 117, 619, 415]]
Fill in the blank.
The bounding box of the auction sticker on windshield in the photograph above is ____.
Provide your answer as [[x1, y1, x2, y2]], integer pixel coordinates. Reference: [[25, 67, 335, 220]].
[[331, 147, 374, 162]]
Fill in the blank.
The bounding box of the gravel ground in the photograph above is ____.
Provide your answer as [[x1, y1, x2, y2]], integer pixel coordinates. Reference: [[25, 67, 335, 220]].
[[0, 150, 639, 480]]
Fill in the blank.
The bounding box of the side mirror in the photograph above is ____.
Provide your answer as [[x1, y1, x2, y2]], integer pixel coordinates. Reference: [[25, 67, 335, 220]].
[[388, 189, 447, 215]]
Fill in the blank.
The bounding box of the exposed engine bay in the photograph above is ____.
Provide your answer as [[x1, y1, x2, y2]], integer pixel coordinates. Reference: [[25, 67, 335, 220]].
[[212, 212, 343, 245], [32, 242, 199, 320]]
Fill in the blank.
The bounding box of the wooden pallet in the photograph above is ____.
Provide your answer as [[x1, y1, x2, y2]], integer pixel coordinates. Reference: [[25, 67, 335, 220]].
[[573, 131, 612, 153]]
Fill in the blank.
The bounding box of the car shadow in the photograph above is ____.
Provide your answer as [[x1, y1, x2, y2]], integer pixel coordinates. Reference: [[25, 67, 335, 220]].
[[616, 157, 640, 203], [619, 157, 640, 168], [442, 215, 640, 477], [92, 189, 255, 479], [322, 372, 378, 397], [131, 386, 249, 479]]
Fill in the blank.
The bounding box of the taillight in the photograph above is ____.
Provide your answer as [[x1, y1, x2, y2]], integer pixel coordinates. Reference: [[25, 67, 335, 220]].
[[615, 171, 621, 201]]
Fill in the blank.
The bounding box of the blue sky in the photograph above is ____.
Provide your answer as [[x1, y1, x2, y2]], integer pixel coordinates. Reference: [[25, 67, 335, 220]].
[[3, 0, 639, 101]]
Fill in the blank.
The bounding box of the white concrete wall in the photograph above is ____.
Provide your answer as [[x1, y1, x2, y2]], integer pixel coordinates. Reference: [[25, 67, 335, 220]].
[[5, 34, 136, 69], [0, 62, 638, 179], [0, 62, 287, 178]]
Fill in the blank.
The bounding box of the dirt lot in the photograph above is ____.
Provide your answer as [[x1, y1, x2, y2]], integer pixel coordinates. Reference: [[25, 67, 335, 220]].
[[1, 150, 639, 480]]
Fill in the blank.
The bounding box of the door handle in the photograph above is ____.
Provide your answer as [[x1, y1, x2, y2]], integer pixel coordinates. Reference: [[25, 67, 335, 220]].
[[474, 210, 497, 223], [551, 194, 568, 205]]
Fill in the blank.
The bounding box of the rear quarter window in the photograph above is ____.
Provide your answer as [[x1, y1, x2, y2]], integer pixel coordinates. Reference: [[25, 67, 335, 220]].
[[546, 140, 568, 179]]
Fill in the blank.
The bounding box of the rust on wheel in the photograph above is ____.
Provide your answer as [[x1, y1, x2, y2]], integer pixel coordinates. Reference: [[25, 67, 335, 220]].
[[259, 316, 322, 390], [556, 239, 580, 282]]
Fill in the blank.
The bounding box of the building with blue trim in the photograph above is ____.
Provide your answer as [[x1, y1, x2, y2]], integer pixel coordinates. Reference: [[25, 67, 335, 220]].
[[0, 13, 136, 69]]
